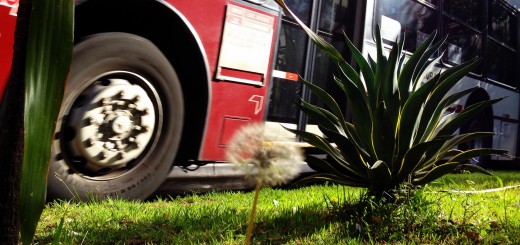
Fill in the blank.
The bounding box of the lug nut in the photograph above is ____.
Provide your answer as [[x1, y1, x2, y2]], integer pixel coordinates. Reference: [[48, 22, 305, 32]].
[[98, 152, 106, 160], [103, 151, 111, 159], [90, 115, 103, 125], [105, 142, 115, 149], [118, 152, 126, 160], [116, 140, 125, 150]]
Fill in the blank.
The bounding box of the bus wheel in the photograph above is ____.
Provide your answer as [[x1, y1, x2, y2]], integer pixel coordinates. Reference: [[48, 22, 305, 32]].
[[48, 33, 184, 201], [459, 110, 492, 167]]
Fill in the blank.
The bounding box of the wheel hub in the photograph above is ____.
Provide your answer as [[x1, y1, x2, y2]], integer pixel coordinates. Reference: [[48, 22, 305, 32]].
[[64, 74, 157, 174]]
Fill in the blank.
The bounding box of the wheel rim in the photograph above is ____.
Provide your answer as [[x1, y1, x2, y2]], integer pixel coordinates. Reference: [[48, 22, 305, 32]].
[[60, 71, 161, 179]]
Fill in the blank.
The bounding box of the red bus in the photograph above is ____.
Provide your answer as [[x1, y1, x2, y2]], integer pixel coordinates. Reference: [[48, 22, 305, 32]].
[[0, 0, 283, 200], [2, 0, 519, 201]]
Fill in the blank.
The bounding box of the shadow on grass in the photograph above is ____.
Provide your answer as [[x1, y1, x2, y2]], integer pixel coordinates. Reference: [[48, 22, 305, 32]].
[[35, 201, 352, 244]]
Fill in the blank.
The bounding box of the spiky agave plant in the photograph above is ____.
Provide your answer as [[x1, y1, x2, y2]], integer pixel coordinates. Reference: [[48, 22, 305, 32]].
[[275, 0, 508, 197]]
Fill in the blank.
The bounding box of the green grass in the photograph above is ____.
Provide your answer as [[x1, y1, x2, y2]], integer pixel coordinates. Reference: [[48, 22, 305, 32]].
[[35, 171, 520, 244]]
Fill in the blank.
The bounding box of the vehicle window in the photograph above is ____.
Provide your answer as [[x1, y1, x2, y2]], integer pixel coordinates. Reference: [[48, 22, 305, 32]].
[[442, 16, 483, 70], [487, 40, 517, 87], [310, 0, 356, 114], [267, 24, 307, 123], [442, 0, 482, 29], [309, 35, 347, 109], [319, 0, 355, 35], [376, 0, 438, 52], [489, 0, 518, 48], [282, 0, 312, 25]]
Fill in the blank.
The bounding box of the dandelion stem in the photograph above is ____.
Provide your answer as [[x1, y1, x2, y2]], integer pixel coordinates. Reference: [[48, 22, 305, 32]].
[[245, 180, 262, 245]]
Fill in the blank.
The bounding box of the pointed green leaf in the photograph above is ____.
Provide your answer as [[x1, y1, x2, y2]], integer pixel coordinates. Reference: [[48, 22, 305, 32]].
[[397, 74, 437, 156], [298, 99, 338, 131], [284, 127, 367, 179], [457, 164, 493, 176], [292, 173, 369, 188], [422, 58, 481, 123], [368, 54, 377, 73], [374, 24, 388, 75], [332, 75, 374, 155], [411, 36, 447, 90], [319, 125, 369, 175], [438, 132, 494, 154], [436, 98, 503, 137], [300, 78, 349, 131], [413, 162, 460, 186], [20, 0, 74, 243], [398, 30, 437, 102], [397, 138, 450, 179], [416, 87, 478, 143], [337, 62, 366, 100], [343, 31, 375, 101], [305, 155, 366, 182], [447, 148, 509, 163], [372, 101, 396, 168], [380, 35, 404, 128], [412, 53, 443, 92]]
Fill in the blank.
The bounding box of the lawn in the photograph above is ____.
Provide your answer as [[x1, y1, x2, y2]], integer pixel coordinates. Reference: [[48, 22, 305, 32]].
[[35, 171, 520, 244]]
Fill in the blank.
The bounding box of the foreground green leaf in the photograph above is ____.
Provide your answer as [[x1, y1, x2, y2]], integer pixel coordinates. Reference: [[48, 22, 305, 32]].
[[19, 0, 73, 243]]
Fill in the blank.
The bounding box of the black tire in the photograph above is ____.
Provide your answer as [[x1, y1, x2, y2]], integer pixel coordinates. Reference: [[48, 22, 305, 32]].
[[459, 110, 493, 167], [48, 33, 184, 200]]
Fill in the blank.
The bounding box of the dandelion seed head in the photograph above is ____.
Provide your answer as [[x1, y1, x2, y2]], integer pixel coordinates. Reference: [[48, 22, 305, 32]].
[[226, 123, 303, 186]]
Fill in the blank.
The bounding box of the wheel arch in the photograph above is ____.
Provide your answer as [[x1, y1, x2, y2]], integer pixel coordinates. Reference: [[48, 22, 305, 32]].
[[74, 0, 210, 164], [463, 88, 493, 124], [457, 88, 495, 166]]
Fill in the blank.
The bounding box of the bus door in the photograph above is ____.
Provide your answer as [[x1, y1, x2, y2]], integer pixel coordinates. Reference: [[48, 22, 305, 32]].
[[267, 0, 363, 138]]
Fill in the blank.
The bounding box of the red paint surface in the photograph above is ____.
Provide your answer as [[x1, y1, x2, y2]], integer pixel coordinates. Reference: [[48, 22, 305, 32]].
[[0, 5, 17, 102], [171, 1, 278, 161]]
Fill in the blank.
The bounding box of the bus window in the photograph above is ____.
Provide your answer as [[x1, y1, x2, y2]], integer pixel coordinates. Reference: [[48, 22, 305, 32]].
[[310, 0, 355, 110], [268, 0, 358, 129], [442, 0, 482, 29], [486, 0, 518, 86], [375, 0, 438, 52], [443, 16, 483, 68], [319, 0, 352, 35], [487, 40, 517, 87], [283, 0, 313, 25], [489, 0, 517, 48], [268, 24, 307, 123]]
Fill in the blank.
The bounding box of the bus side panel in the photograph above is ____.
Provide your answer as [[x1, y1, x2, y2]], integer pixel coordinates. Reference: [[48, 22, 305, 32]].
[[0, 3, 17, 102], [171, 0, 279, 161]]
